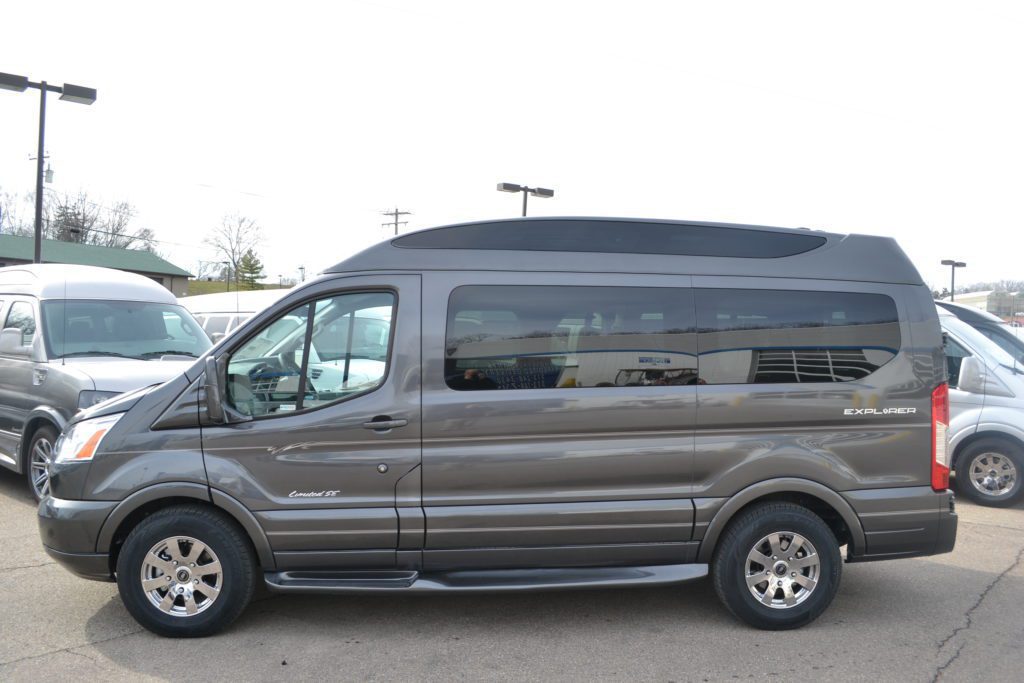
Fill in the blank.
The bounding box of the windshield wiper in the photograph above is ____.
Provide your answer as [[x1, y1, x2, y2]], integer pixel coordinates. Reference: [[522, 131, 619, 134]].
[[61, 351, 144, 360], [139, 350, 199, 359]]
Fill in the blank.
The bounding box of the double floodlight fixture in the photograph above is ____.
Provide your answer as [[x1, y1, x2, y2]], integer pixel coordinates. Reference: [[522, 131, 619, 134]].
[[0, 71, 97, 263], [497, 182, 554, 216]]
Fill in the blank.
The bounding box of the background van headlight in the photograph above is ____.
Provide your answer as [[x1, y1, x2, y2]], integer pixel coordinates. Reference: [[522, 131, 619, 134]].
[[54, 414, 122, 463], [78, 390, 122, 410]]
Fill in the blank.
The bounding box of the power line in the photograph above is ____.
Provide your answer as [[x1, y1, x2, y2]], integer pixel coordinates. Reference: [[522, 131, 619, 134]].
[[381, 207, 411, 236]]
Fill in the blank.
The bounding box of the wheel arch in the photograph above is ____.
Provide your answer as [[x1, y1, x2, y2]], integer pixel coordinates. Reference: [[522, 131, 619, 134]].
[[696, 478, 865, 563], [97, 483, 275, 574], [952, 428, 1024, 469], [18, 408, 66, 474]]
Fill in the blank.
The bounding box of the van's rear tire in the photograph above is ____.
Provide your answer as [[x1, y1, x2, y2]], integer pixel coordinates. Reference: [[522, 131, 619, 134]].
[[116, 505, 256, 637], [711, 502, 841, 630], [954, 438, 1023, 507]]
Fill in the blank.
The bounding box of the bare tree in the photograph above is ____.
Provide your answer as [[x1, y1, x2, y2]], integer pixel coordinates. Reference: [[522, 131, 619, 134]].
[[203, 214, 264, 285]]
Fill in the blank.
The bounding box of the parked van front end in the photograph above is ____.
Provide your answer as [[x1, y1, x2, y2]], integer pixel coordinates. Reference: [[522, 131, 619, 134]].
[[39, 218, 957, 636]]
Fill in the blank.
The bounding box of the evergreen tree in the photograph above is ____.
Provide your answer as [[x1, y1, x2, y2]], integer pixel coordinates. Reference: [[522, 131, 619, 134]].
[[236, 249, 264, 289]]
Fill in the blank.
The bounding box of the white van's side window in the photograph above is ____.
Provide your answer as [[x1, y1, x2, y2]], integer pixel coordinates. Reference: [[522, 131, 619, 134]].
[[4, 301, 36, 346], [944, 336, 971, 389], [226, 291, 395, 417]]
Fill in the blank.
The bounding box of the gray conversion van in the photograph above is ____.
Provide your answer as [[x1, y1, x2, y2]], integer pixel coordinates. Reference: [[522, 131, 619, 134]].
[[0, 264, 211, 501], [38, 218, 957, 637]]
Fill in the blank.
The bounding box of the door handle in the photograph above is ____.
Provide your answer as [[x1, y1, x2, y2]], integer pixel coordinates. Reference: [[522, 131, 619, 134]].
[[362, 417, 408, 431]]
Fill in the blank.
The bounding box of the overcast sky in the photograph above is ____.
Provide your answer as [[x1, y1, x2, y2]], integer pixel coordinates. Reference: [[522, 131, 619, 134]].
[[2, 0, 1022, 291]]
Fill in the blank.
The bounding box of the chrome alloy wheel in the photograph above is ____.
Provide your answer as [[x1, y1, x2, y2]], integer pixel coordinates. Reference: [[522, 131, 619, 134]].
[[141, 536, 223, 617], [968, 452, 1018, 498], [745, 532, 820, 609], [29, 437, 53, 499]]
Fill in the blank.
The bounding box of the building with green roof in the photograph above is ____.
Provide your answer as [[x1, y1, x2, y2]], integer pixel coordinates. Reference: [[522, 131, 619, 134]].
[[0, 234, 192, 296]]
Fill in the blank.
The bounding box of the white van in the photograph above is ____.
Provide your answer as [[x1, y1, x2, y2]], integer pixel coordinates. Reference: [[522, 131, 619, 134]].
[[0, 264, 212, 499], [179, 289, 290, 342], [939, 307, 1024, 506]]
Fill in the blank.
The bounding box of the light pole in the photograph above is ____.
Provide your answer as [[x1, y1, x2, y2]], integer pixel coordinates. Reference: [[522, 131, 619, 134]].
[[220, 261, 231, 292], [941, 260, 966, 301], [0, 72, 97, 264], [497, 182, 554, 216]]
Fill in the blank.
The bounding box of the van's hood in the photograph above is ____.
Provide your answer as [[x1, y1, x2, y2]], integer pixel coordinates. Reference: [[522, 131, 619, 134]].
[[50, 357, 191, 393]]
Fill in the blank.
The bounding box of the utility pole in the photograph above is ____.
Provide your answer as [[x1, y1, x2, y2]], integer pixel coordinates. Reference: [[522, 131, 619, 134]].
[[381, 207, 411, 236], [298, 265, 306, 282]]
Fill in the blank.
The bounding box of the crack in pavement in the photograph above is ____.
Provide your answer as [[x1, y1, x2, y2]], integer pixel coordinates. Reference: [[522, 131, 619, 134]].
[[931, 542, 1024, 681], [2, 560, 56, 572], [931, 642, 964, 683], [0, 628, 145, 667], [959, 520, 1024, 533]]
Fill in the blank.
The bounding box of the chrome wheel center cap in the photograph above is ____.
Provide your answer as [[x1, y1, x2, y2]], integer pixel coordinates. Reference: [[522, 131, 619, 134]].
[[773, 561, 788, 576], [175, 567, 191, 583]]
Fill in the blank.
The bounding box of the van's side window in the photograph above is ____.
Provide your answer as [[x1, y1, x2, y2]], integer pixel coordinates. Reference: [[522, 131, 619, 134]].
[[445, 286, 696, 390], [695, 289, 900, 384], [4, 301, 37, 347], [226, 291, 395, 416], [943, 336, 970, 388]]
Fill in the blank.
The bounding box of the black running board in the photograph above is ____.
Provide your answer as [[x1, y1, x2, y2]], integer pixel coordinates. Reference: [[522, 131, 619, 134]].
[[264, 564, 708, 595]]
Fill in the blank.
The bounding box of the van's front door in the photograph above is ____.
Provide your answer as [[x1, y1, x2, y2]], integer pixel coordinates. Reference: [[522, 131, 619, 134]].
[[201, 275, 421, 570]]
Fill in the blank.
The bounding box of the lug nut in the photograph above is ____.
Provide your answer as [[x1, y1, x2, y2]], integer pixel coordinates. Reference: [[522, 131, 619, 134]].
[[791, 572, 797, 577], [772, 556, 777, 560], [165, 576, 171, 582]]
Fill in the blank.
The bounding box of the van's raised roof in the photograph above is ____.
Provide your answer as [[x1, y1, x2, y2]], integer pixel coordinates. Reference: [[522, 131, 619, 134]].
[[0, 263, 179, 302], [326, 217, 923, 285]]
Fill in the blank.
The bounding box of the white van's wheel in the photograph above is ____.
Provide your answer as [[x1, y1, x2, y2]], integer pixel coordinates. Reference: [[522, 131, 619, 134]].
[[955, 438, 1023, 507], [26, 425, 57, 501]]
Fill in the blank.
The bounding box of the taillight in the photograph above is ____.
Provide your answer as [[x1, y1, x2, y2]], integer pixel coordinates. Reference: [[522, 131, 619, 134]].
[[931, 382, 950, 491]]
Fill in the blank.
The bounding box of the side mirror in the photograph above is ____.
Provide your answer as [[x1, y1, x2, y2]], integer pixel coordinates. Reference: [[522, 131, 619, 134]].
[[204, 356, 226, 423], [211, 332, 225, 343], [0, 328, 30, 356], [958, 356, 985, 395]]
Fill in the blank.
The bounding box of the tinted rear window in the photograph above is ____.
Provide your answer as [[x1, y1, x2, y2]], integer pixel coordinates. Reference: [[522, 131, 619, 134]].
[[695, 289, 901, 384], [445, 285, 697, 390], [396, 220, 827, 258]]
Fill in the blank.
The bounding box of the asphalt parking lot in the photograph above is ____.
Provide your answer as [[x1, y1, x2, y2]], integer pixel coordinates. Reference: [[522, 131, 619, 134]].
[[1, 470, 1021, 683]]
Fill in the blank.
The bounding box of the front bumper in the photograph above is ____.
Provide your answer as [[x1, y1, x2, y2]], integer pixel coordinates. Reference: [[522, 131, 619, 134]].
[[844, 486, 957, 562], [38, 495, 117, 581]]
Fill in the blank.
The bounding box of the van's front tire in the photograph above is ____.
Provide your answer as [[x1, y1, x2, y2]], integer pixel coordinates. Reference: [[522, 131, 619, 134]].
[[711, 503, 841, 630], [954, 438, 1023, 507], [115, 505, 256, 637], [25, 425, 58, 501]]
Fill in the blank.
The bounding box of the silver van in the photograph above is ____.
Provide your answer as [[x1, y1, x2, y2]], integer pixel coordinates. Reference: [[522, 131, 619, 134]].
[[939, 307, 1024, 506], [38, 218, 957, 637], [179, 289, 291, 342], [0, 264, 211, 499]]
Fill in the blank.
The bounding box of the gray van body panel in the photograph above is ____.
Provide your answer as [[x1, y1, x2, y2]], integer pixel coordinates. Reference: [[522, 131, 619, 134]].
[[39, 218, 956, 590], [327, 218, 923, 286]]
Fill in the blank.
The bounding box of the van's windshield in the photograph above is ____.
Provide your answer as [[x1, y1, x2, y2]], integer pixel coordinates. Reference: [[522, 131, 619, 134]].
[[41, 300, 212, 360], [943, 316, 1020, 372]]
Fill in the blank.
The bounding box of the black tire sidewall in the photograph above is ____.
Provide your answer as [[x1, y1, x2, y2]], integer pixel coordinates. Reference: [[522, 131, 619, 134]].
[[116, 508, 255, 637], [714, 506, 841, 630], [25, 424, 58, 501], [954, 438, 1024, 507]]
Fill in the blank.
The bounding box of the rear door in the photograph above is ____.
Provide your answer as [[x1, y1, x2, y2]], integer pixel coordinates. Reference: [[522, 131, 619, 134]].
[[201, 274, 421, 570], [420, 271, 698, 570]]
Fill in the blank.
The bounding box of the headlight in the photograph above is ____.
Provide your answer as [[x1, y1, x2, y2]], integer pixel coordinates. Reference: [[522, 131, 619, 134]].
[[78, 390, 122, 410], [54, 414, 123, 463]]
